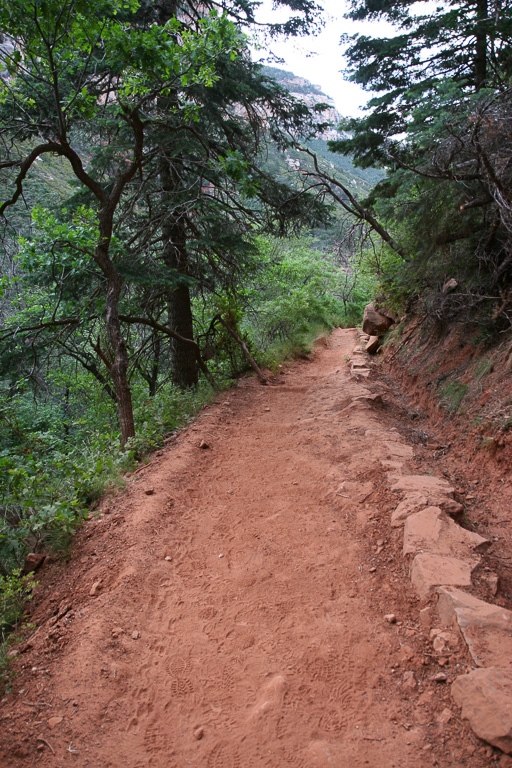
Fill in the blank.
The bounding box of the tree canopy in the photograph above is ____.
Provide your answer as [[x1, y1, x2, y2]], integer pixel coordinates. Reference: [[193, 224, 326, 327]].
[[0, 0, 330, 444], [333, 0, 512, 167], [325, 0, 512, 332]]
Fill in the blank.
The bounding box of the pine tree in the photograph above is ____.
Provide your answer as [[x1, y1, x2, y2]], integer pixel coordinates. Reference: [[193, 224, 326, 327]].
[[332, 0, 512, 167]]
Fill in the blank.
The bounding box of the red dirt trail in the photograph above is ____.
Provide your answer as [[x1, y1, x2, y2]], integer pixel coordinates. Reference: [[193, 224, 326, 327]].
[[0, 329, 494, 767]]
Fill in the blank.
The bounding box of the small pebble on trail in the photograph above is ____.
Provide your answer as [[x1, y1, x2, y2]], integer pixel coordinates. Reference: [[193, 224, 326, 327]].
[[131, 630, 140, 640], [199, 440, 210, 449], [164, 556, 172, 562], [145, 488, 155, 496], [218, 554, 224, 558], [193, 727, 204, 740], [384, 614, 397, 624]]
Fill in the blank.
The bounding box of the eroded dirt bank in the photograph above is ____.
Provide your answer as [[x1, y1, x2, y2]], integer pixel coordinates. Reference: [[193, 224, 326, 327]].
[[0, 329, 503, 767]]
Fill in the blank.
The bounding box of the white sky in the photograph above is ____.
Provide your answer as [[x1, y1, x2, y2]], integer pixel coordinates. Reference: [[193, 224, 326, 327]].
[[252, 0, 397, 116]]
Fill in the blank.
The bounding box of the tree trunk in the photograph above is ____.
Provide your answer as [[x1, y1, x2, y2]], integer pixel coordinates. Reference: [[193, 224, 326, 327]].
[[105, 273, 136, 448], [94, 205, 136, 448], [159, 156, 199, 388]]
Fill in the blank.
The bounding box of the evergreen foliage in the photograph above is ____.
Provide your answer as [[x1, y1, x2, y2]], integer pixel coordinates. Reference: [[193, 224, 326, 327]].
[[328, 0, 512, 330]]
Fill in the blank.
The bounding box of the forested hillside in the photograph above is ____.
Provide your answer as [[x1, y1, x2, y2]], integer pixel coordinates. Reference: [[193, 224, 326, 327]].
[[0, 0, 376, 666]]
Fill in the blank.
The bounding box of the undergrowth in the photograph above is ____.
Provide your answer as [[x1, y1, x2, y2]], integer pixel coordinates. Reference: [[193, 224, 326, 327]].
[[0, 234, 370, 685], [0, 571, 37, 688]]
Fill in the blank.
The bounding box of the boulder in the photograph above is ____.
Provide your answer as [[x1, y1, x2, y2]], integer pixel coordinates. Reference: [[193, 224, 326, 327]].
[[403, 507, 490, 558], [437, 587, 512, 668], [362, 303, 393, 336], [366, 336, 380, 354], [375, 303, 399, 322], [410, 553, 478, 599], [452, 668, 512, 754], [22, 553, 46, 575]]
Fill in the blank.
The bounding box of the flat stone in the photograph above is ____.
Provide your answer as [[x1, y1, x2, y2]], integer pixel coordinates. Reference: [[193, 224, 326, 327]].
[[380, 460, 405, 474], [391, 475, 455, 497], [48, 716, 63, 728], [350, 368, 370, 378], [437, 586, 512, 667], [383, 441, 414, 460], [452, 667, 512, 754], [410, 553, 477, 600], [335, 480, 373, 503], [403, 507, 490, 558], [390, 494, 428, 527]]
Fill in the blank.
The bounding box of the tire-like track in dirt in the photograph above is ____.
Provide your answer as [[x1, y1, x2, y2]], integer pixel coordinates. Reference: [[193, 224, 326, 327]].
[[0, 329, 491, 767]]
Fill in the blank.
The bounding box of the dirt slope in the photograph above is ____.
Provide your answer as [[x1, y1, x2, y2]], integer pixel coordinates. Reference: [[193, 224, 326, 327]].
[[0, 329, 497, 767]]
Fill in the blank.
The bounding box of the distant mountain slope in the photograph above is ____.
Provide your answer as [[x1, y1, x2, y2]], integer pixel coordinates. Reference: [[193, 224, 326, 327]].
[[261, 66, 383, 198]]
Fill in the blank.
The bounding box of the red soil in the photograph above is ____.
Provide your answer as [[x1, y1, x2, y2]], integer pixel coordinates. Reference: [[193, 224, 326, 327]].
[[0, 329, 502, 767]]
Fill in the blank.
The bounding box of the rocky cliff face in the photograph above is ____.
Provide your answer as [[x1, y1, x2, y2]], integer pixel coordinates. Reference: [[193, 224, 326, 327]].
[[262, 66, 344, 140]]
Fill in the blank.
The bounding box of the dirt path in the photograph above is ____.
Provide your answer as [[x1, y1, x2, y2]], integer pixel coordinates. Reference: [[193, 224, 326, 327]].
[[0, 329, 494, 767]]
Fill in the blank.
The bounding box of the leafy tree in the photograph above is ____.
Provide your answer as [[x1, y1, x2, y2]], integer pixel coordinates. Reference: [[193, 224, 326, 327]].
[[0, 0, 241, 444], [111, 0, 329, 388]]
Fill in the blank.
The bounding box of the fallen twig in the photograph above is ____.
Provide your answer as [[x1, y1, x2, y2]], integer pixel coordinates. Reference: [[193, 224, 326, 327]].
[[37, 737, 55, 755]]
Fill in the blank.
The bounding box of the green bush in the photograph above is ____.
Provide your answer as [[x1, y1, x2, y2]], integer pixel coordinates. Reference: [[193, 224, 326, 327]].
[[239, 236, 371, 364], [0, 570, 36, 685]]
